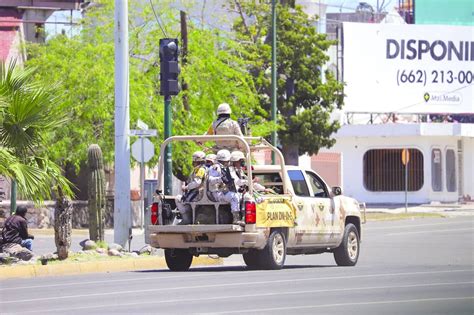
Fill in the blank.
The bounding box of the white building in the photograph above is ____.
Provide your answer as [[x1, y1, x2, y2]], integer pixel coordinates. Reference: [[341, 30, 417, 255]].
[[323, 123, 474, 204], [302, 22, 474, 205]]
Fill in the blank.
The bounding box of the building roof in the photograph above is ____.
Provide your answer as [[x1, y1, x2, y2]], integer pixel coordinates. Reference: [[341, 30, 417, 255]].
[[335, 123, 474, 138]]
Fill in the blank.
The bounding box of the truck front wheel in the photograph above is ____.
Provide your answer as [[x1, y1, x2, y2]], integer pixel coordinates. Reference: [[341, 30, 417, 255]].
[[165, 249, 193, 271], [257, 230, 286, 270], [333, 223, 360, 266]]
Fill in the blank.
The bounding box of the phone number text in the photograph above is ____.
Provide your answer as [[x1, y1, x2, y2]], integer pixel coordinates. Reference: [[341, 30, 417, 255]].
[[396, 70, 473, 86]]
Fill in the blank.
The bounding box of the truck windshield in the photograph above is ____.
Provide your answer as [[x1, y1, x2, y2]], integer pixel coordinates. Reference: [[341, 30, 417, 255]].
[[287, 170, 310, 197]]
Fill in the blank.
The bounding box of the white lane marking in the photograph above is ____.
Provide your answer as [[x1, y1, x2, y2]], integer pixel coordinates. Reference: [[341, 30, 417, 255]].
[[0, 264, 371, 291], [366, 221, 473, 231], [0, 261, 372, 291], [205, 297, 474, 314], [17, 281, 474, 313], [0, 270, 243, 291], [0, 265, 372, 291], [1, 269, 472, 304], [387, 227, 474, 236]]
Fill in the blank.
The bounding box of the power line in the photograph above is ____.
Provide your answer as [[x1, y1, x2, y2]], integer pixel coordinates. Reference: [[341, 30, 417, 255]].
[[149, 0, 168, 37]]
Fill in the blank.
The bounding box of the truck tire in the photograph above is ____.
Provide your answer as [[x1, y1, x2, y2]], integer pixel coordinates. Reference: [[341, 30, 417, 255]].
[[165, 249, 193, 271], [257, 230, 286, 270], [243, 250, 260, 269], [334, 223, 360, 266]]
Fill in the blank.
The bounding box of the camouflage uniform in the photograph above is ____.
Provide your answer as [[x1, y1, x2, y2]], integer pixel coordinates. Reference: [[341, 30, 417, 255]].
[[175, 151, 206, 225], [205, 103, 244, 151], [208, 163, 240, 213]]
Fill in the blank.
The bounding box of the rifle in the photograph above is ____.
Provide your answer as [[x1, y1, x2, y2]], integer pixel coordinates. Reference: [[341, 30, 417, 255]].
[[221, 167, 237, 193], [181, 189, 199, 202], [238, 115, 251, 136]]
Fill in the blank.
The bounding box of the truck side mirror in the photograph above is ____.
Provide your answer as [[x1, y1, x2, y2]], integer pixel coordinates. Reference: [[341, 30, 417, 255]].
[[332, 186, 342, 196]]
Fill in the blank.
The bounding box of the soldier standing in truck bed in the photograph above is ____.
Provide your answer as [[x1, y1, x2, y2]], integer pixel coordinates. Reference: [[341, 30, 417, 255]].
[[205, 103, 243, 151]]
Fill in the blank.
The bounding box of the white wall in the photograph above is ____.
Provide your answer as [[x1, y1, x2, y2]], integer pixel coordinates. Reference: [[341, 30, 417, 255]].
[[331, 135, 461, 204], [462, 137, 474, 198]]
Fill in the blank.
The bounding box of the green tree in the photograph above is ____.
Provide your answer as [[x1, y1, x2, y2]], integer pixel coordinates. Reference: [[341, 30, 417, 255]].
[[26, 0, 270, 181], [230, 1, 344, 165], [0, 61, 73, 206]]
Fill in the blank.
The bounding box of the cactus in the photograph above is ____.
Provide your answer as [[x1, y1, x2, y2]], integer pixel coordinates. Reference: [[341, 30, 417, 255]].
[[87, 144, 106, 241]]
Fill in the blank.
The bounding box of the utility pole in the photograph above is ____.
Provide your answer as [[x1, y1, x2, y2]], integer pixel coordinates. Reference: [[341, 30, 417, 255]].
[[180, 11, 189, 112], [114, 0, 131, 247], [271, 0, 278, 163]]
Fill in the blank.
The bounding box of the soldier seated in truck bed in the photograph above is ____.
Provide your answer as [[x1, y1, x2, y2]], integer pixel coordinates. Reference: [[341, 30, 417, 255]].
[[175, 151, 207, 225]]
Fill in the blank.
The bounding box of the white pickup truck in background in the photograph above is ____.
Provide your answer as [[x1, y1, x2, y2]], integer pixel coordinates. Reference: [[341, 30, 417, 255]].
[[147, 135, 365, 271]]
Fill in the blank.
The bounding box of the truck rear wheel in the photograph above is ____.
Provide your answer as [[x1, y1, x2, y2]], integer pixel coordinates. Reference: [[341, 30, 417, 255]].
[[243, 250, 260, 269], [257, 230, 286, 270], [165, 249, 193, 271], [334, 223, 360, 266]]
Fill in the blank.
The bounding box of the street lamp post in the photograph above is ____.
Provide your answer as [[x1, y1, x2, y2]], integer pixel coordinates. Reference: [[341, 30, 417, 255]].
[[114, 0, 131, 247], [271, 0, 277, 163]]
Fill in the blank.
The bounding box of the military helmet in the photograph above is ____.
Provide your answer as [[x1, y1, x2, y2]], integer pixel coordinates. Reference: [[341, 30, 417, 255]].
[[216, 149, 231, 162], [205, 153, 216, 163], [192, 151, 206, 162], [216, 103, 231, 115], [230, 150, 245, 162]]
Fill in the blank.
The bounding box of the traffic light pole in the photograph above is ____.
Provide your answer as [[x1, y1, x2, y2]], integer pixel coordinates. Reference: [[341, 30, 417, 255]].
[[271, 0, 277, 164], [164, 95, 172, 195], [159, 38, 179, 195]]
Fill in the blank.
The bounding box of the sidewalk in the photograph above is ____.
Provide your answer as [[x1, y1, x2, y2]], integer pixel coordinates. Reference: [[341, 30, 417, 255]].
[[363, 202, 474, 217], [31, 228, 149, 256]]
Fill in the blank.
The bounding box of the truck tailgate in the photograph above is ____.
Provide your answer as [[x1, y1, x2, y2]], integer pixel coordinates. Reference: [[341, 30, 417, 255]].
[[149, 224, 244, 234]]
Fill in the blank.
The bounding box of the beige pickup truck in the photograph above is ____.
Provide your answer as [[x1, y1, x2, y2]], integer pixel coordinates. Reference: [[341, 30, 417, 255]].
[[148, 135, 364, 271]]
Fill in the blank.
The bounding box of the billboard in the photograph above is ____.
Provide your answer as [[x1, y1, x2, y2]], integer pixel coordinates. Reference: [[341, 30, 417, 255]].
[[343, 22, 473, 114], [415, 0, 474, 26]]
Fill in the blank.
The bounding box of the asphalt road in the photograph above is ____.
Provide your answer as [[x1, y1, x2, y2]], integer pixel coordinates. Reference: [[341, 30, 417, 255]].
[[1, 216, 473, 314]]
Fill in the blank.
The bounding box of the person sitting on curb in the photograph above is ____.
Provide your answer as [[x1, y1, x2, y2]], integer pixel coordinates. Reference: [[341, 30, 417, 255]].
[[1, 206, 34, 251]]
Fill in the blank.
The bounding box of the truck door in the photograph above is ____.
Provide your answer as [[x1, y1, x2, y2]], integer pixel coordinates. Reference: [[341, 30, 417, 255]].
[[287, 170, 321, 245], [305, 171, 340, 245]]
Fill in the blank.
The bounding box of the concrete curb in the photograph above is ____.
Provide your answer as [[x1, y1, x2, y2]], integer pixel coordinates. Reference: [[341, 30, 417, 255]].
[[0, 256, 223, 280]]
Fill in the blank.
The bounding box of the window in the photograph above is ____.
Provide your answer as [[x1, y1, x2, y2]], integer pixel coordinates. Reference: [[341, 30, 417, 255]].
[[253, 173, 282, 184], [363, 149, 424, 192], [253, 172, 283, 194], [288, 170, 310, 197], [306, 171, 329, 198], [431, 149, 442, 192], [446, 149, 457, 192]]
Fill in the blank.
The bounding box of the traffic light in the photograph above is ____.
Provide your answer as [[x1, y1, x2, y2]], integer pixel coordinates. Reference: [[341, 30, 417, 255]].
[[159, 38, 180, 96]]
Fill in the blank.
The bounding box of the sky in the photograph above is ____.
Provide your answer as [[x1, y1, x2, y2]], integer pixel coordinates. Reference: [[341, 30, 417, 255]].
[[325, 0, 396, 13], [45, 0, 397, 38]]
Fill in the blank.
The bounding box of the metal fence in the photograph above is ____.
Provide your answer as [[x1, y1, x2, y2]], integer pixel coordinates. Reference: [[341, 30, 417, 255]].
[[363, 148, 424, 192]]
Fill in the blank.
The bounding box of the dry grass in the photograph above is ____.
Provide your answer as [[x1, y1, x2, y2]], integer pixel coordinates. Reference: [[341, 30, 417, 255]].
[[364, 212, 445, 221]]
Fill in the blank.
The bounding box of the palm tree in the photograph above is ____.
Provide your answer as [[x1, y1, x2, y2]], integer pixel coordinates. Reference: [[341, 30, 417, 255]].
[[0, 60, 73, 210]]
